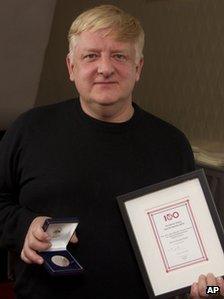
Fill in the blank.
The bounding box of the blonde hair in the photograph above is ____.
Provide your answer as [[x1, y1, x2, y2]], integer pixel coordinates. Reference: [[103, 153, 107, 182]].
[[68, 4, 145, 62]]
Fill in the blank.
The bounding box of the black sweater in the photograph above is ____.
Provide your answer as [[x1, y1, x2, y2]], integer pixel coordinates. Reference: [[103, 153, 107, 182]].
[[0, 99, 195, 299]]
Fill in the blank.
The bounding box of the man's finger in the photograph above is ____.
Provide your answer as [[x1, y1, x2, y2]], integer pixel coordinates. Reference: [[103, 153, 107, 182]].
[[190, 282, 200, 299], [70, 233, 78, 244], [32, 226, 51, 242], [27, 237, 51, 251], [217, 277, 224, 296], [206, 272, 217, 286], [22, 247, 44, 264], [198, 274, 207, 297], [21, 250, 32, 264]]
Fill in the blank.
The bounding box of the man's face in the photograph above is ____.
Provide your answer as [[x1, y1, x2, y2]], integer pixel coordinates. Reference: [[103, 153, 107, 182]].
[[67, 29, 143, 108]]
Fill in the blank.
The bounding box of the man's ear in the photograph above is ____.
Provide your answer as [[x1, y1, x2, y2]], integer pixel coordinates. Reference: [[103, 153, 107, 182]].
[[66, 53, 75, 82], [135, 57, 144, 82]]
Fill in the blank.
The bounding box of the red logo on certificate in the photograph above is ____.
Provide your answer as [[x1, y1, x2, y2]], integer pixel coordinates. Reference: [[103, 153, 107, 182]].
[[147, 198, 208, 272]]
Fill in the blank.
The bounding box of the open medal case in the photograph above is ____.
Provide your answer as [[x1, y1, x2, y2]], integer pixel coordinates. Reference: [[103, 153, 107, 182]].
[[39, 218, 84, 276]]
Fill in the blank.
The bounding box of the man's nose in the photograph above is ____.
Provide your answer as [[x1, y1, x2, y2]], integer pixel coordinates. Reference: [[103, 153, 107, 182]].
[[97, 57, 115, 77]]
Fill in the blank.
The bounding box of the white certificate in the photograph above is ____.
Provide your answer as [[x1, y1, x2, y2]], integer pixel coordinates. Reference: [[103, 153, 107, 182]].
[[117, 169, 224, 299], [147, 198, 208, 272]]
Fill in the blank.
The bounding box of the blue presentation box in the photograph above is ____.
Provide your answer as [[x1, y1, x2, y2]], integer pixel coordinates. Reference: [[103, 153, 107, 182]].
[[39, 217, 84, 276]]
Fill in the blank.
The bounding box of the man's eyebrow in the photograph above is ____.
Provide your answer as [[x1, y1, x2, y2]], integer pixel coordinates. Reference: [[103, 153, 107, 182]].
[[80, 48, 129, 53], [111, 49, 129, 54], [81, 48, 100, 52]]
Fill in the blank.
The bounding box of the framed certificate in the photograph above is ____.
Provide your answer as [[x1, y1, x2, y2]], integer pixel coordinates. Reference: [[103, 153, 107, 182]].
[[117, 169, 224, 299]]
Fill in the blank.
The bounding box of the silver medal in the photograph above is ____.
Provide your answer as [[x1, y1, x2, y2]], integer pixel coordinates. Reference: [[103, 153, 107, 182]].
[[51, 255, 70, 267]]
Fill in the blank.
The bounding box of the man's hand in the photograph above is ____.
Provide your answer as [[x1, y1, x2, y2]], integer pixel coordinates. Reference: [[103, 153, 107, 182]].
[[190, 273, 224, 298], [21, 216, 52, 265], [70, 232, 78, 244]]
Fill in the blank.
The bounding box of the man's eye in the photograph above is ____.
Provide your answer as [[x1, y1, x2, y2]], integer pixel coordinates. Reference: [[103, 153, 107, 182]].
[[84, 54, 98, 60], [113, 54, 126, 61]]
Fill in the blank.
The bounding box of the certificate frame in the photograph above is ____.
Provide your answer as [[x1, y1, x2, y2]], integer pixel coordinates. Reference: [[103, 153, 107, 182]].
[[117, 169, 224, 299]]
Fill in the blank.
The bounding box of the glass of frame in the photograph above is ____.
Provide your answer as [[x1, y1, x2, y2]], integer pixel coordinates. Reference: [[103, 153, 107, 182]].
[[117, 169, 224, 299]]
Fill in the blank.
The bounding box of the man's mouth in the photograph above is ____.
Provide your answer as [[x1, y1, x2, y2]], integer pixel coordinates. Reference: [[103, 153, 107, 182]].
[[94, 81, 117, 84]]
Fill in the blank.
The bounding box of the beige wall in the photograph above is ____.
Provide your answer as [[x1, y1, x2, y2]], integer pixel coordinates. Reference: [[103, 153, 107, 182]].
[[0, 0, 56, 129], [136, 0, 224, 145]]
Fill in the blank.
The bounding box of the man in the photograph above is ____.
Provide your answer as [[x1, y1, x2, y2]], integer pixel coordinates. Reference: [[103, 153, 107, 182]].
[[0, 4, 223, 299]]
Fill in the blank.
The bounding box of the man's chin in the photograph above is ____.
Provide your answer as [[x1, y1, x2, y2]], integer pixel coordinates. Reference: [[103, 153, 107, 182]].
[[91, 97, 120, 106]]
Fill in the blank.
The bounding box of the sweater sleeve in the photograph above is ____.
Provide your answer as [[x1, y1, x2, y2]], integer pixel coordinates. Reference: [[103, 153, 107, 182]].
[[0, 114, 40, 254]]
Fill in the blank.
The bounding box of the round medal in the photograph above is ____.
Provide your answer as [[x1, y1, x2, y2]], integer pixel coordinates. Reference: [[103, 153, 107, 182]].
[[51, 255, 70, 267]]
